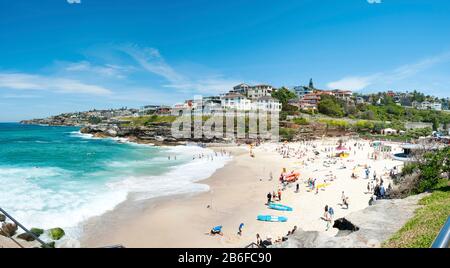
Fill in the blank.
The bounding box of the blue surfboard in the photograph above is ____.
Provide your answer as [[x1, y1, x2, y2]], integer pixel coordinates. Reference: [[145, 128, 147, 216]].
[[268, 203, 293, 211], [257, 215, 288, 222]]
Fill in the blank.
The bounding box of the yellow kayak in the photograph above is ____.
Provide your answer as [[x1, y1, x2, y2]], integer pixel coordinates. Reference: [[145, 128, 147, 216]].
[[317, 183, 331, 189]]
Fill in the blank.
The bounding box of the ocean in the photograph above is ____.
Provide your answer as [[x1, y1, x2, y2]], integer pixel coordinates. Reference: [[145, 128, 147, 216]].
[[0, 123, 230, 242]]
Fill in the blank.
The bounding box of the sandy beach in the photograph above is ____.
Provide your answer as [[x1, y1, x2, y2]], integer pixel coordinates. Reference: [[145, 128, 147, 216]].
[[80, 138, 404, 248]]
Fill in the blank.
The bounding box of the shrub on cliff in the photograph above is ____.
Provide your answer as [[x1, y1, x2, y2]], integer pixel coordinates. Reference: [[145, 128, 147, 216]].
[[318, 95, 344, 118], [395, 147, 450, 195]]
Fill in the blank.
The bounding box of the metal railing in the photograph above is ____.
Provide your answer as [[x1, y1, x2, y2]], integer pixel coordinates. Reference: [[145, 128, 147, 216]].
[[102, 245, 126, 248], [0, 207, 49, 248], [2, 207, 126, 248], [244, 242, 261, 248], [431, 216, 450, 248]]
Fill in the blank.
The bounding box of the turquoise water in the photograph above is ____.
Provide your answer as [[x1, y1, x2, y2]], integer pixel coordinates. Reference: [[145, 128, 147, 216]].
[[0, 123, 229, 236]]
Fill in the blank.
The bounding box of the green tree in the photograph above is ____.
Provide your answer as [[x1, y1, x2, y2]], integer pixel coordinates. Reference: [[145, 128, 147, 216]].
[[271, 87, 297, 112], [431, 117, 440, 131], [318, 95, 344, 117], [88, 116, 102, 124]]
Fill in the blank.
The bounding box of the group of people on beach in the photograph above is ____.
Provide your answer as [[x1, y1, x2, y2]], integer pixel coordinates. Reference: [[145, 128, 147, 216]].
[[206, 138, 402, 248], [191, 150, 230, 161], [266, 189, 282, 203], [363, 164, 396, 202], [209, 222, 245, 237], [255, 225, 298, 248]]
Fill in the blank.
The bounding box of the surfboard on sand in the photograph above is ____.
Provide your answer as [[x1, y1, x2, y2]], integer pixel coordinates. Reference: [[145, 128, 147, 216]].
[[257, 215, 288, 222], [268, 203, 293, 211]]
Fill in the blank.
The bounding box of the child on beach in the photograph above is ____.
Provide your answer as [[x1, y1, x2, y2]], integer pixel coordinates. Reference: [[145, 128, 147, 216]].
[[343, 197, 349, 209]]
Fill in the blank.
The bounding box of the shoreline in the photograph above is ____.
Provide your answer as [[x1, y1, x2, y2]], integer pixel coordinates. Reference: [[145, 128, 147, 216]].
[[80, 146, 274, 248], [0, 126, 236, 248], [80, 138, 405, 248], [0, 127, 408, 248]]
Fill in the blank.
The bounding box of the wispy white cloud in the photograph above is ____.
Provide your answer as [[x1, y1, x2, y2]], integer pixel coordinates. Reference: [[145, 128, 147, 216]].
[[327, 52, 450, 91], [63, 61, 134, 79], [387, 52, 450, 81], [67, 0, 81, 4], [0, 73, 112, 96], [1, 93, 42, 99], [327, 75, 380, 91], [164, 76, 241, 95], [120, 44, 241, 95], [0, 44, 241, 105], [120, 44, 185, 84]]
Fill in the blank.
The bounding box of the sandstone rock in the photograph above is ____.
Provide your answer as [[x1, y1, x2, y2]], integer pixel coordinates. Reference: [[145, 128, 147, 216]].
[[17, 232, 36, 242], [0, 223, 18, 237], [106, 129, 118, 136], [272, 193, 428, 248]]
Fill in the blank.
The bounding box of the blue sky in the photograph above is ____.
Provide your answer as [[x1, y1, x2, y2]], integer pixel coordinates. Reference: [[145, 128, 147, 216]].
[[1, 0, 450, 121]]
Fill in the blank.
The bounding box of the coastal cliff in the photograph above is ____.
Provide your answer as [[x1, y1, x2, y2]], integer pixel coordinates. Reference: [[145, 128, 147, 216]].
[[20, 116, 230, 146], [80, 124, 183, 145], [20, 109, 354, 145]]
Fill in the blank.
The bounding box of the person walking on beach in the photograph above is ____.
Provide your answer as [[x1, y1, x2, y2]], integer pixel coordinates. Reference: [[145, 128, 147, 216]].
[[256, 234, 262, 247], [296, 183, 299, 193], [380, 184, 386, 199], [324, 205, 333, 230], [238, 223, 244, 236], [267, 192, 272, 204], [278, 189, 282, 201], [328, 206, 334, 220]]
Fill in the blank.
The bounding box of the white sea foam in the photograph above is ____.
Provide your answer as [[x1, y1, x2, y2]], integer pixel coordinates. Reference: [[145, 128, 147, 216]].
[[0, 144, 231, 246], [0, 165, 129, 246], [69, 131, 99, 140], [69, 130, 153, 146], [107, 148, 232, 201]]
